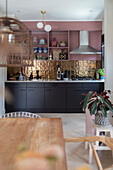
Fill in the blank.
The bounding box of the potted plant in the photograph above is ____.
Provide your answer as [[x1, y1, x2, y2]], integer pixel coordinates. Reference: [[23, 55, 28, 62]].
[[98, 68, 105, 80], [83, 90, 113, 125]]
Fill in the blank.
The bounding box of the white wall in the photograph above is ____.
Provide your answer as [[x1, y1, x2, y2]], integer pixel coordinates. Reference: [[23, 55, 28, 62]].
[[0, 68, 7, 117], [105, 0, 113, 102]]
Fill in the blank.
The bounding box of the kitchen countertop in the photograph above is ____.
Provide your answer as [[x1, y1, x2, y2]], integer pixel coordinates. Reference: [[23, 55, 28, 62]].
[[5, 79, 104, 83]]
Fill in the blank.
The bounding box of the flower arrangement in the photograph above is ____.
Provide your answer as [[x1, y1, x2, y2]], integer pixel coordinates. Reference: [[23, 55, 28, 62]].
[[16, 144, 63, 170], [98, 68, 105, 77], [83, 90, 113, 117]]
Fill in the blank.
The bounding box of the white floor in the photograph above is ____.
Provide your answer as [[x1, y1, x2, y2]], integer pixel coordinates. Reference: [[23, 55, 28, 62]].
[[39, 113, 113, 170]]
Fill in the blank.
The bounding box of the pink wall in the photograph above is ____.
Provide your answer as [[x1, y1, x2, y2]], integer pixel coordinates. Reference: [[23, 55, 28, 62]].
[[89, 31, 102, 51], [23, 21, 102, 31], [70, 54, 101, 60]]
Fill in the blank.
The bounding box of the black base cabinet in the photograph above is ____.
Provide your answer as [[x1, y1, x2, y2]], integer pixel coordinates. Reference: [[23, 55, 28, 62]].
[[26, 83, 45, 113], [5, 83, 27, 112], [67, 83, 82, 113], [45, 83, 66, 113], [5, 82, 104, 113]]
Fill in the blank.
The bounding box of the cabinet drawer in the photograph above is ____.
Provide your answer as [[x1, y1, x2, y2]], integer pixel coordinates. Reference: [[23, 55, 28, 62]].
[[83, 83, 99, 90], [27, 83, 44, 88], [45, 83, 66, 88], [5, 83, 26, 88], [67, 83, 83, 89]]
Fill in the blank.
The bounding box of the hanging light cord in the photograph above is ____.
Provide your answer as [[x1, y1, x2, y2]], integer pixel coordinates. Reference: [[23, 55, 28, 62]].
[[42, 13, 46, 26]]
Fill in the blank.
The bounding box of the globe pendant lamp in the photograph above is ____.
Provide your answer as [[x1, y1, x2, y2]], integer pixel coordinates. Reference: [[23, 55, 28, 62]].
[[0, 0, 34, 67], [37, 11, 51, 32]]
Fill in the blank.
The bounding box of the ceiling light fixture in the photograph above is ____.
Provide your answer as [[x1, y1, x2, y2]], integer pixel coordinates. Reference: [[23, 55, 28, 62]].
[[0, 0, 34, 67], [37, 11, 51, 32]]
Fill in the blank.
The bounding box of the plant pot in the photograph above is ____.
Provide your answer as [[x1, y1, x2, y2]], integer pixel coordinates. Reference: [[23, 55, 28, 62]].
[[95, 110, 110, 125], [101, 76, 104, 80]]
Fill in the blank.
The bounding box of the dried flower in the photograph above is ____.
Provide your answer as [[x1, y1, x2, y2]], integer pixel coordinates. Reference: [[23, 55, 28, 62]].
[[43, 145, 63, 161], [16, 158, 49, 170], [16, 145, 63, 170], [74, 165, 93, 170]]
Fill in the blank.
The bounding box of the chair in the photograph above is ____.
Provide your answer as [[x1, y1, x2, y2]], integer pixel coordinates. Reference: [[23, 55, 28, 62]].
[[1, 112, 41, 118], [88, 121, 113, 164], [65, 136, 113, 170], [85, 108, 113, 164]]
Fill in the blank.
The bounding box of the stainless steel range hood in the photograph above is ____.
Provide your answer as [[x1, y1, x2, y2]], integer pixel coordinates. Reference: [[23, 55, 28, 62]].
[[70, 31, 101, 54]]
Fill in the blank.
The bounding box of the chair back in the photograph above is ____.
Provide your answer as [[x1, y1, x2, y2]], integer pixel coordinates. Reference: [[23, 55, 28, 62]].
[[1, 112, 41, 118]]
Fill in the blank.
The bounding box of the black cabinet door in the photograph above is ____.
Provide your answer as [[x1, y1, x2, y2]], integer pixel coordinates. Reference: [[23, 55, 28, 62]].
[[5, 87, 27, 112], [82, 83, 99, 92], [67, 83, 83, 112], [27, 88, 44, 109], [45, 83, 66, 112]]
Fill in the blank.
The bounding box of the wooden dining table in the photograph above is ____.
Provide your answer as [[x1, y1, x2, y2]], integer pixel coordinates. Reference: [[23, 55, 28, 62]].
[[0, 118, 67, 170]]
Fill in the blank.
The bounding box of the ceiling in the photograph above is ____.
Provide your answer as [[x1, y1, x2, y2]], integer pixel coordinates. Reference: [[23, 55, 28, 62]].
[[0, 0, 104, 21]]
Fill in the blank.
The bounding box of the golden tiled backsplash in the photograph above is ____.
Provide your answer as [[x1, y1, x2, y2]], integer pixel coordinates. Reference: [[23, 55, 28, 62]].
[[25, 60, 97, 79]]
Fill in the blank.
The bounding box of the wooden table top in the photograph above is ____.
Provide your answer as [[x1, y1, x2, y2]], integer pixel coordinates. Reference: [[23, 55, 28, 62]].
[[0, 118, 67, 170]]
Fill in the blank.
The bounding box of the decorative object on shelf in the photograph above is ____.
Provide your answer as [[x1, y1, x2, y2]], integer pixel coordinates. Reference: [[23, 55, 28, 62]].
[[49, 53, 52, 60], [53, 49, 61, 60], [41, 56, 47, 60], [39, 38, 46, 45], [59, 49, 67, 60], [33, 36, 37, 45], [60, 41, 66, 47], [96, 69, 100, 80], [29, 72, 33, 80], [0, 0, 34, 67], [43, 48, 48, 53], [98, 68, 105, 80], [36, 70, 41, 79], [82, 90, 113, 125], [34, 54, 37, 60], [33, 47, 37, 53], [38, 47, 43, 53], [37, 11, 51, 32], [19, 72, 23, 81], [51, 37, 57, 47]]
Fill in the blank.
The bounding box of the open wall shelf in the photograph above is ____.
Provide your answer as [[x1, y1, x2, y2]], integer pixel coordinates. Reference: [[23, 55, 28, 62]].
[[32, 30, 102, 61]]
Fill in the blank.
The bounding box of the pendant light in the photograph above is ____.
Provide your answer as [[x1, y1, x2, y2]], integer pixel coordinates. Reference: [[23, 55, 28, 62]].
[[37, 11, 51, 32], [0, 0, 34, 67]]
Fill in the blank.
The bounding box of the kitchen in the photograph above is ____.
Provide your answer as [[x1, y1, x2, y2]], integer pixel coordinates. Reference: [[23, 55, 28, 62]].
[[5, 20, 104, 113], [0, 0, 113, 169]]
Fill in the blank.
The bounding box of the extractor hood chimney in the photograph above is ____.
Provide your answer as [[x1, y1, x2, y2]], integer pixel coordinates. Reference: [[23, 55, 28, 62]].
[[70, 31, 101, 54]]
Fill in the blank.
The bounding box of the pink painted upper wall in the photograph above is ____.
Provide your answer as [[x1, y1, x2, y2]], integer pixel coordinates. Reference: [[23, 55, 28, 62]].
[[23, 21, 102, 31], [23, 21, 102, 61]]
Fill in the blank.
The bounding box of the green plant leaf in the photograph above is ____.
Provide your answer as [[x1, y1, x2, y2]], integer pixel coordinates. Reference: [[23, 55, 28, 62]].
[[98, 96, 113, 112], [100, 104, 107, 117], [83, 91, 94, 112], [87, 98, 96, 104], [90, 100, 100, 115]]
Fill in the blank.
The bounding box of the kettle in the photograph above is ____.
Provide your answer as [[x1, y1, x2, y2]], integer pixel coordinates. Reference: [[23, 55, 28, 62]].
[[64, 70, 70, 80]]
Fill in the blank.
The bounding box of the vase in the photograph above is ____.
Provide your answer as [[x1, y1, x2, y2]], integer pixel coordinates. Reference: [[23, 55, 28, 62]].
[[95, 110, 110, 125], [51, 38, 57, 47]]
